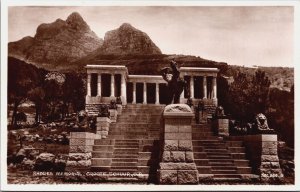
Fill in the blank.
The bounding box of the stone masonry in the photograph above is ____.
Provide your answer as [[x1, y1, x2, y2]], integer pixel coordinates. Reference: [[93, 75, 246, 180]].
[[96, 117, 111, 138], [243, 134, 283, 181], [158, 104, 199, 184]]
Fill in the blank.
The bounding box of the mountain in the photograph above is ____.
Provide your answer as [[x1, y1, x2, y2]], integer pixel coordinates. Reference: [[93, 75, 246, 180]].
[[99, 23, 162, 55], [8, 12, 103, 69]]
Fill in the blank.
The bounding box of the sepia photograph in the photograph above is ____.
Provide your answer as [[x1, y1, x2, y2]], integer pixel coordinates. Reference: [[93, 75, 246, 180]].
[[1, 0, 299, 191]]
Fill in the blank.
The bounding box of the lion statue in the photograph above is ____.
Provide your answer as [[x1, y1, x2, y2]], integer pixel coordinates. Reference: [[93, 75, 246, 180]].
[[253, 113, 274, 133]]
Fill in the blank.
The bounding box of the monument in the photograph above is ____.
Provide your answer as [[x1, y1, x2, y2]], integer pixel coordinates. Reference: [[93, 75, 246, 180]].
[[160, 60, 187, 104]]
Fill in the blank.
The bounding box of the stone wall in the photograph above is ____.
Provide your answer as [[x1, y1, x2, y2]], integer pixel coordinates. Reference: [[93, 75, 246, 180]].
[[158, 104, 199, 184]]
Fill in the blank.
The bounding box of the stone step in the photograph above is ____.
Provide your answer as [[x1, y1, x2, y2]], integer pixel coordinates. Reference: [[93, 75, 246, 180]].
[[194, 159, 210, 166], [193, 152, 208, 159], [206, 155, 231, 159], [93, 145, 114, 151], [113, 158, 138, 162], [90, 166, 111, 171], [225, 141, 244, 147], [212, 174, 242, 179], [209, 159, 233, 162], [228, 147, 245, 153], [234, 160, 250, 167], [92, 152, 113, 158], [111, 162, 138, 167], [209, 162, 235, 166], [113, 154, 139, 159], [114, 148, 139, 153], [197, 166, 212, 174], [211, 170, 238, 174], [230, 153, 246, 159], [91, 158, 112, 166], [192, 146, 205, 152], [204, 149, 228, 153], [211, 166, 237, 170], [237, 167, 252, 174], [94, 139, 115, 145], [109, 168, 138, 173]]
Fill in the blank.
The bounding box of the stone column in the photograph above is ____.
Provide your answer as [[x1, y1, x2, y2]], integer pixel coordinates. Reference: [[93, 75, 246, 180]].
[[132, 82, 136, 104], [212, 76, 217, 106], [212, 77, 217, 99], [97, 73, 101, 96], [155, 83, 160, 105], [158, 104, 199, 184], [143, 82, 147, 104], [121, 73, 127, 104], [87, 73, 91, 96], [203, 76, 207, 99], [110, 74, 115, 97], [190, 76, 194, 98]]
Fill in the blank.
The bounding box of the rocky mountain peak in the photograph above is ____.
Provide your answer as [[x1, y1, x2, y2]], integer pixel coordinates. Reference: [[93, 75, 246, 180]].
[[8, 12, 103, 68], [66, 12, 89, 31], [100, 23, 162, 55]]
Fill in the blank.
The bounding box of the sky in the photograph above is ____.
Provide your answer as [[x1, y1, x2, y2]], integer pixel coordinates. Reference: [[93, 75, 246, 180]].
[[8, 6, 294, 67]]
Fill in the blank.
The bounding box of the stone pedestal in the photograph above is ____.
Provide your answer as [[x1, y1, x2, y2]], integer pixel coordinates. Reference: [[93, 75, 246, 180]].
[[69, 132, 96, 153], [96, 117, 111, 138], [65, 132, 97, 181], [243, 134, 283, 181], [158, 104, 199, 184], [117, 104, 122, 115], [213, 117, 229, 136], [197, 111, 208, 123], [109, 109, 118, 123]]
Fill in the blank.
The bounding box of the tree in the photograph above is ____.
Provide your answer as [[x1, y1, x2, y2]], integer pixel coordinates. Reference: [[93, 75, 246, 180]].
[[44, 79, 63, 121], [28, 87, 45, 124], [250, 70, 271, 114], [61, 73, 85, 116], [8, 58, 38, 127], [227, 70, 271, 123]]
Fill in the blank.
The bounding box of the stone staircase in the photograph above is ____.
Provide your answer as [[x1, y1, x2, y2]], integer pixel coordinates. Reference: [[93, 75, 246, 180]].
[[90, 104, 257, 184], [192, 122, 257, 182], [91, 104, 164, 183]]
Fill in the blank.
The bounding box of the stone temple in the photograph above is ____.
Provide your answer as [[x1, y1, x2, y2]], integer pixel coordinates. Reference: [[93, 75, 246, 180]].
[[66, 64, 283, 184]]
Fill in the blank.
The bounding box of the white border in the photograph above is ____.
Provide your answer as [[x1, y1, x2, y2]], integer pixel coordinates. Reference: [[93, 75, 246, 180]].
[[1, 0, 300, 191]]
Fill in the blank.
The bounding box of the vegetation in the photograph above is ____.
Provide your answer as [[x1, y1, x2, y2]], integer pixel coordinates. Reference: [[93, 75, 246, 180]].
[[8, 57, 85, 127], [218, 69, 294, 147]]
